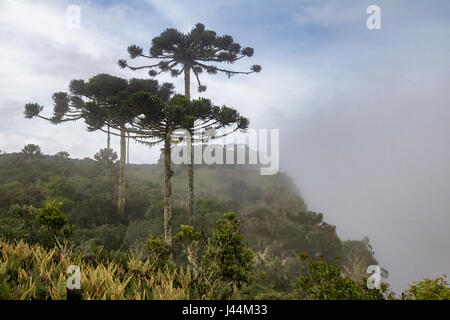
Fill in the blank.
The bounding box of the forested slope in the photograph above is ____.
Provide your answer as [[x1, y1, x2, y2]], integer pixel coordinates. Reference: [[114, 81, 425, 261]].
[[0, 150, 378, 294]]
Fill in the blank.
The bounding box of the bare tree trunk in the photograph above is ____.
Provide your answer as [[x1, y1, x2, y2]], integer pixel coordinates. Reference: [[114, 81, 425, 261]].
[[118, 128, 126, 216], [184, 65, 191, 101], [107, 124, 111, 149], [188, 130, 195, 226], [184, 65, 195, 226], [163, 132, 173, 245], [127, 133, 130, 165]]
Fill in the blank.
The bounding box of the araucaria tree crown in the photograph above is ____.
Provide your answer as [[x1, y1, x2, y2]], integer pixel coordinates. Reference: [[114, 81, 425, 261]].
[[119, 23, 262, 93]]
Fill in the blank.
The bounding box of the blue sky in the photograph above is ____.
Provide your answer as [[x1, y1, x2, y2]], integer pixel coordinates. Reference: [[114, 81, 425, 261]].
[[0, 0, 449, 294]]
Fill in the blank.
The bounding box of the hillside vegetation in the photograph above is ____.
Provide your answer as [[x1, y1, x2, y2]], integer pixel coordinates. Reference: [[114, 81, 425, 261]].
[[1, 150, 449, 300], [0, 150, 384, 297]]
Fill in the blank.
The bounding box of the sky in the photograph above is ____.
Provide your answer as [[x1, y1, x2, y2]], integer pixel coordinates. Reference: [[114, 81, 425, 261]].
[[0, 0, 449, 294]]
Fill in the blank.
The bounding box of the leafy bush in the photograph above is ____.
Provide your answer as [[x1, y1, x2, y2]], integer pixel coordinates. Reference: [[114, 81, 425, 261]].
[[201, 212, 253, 287], [1, 204, 53, 246], [35, 200, 74, 250], [402, 275, 450, 300], [146, 232, 172, 270], [175, 225, 201, 270], [296, 253, 389, 300]]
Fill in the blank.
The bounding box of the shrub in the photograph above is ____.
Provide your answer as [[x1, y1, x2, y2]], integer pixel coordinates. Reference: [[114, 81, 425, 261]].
[[0, 204, 53, 246], [296, 253, 389, 300], [175, 225, 201, 271], [146, 232, 172, 270], [35, 200, 74, 250], [201, 212, 253, 287], [402, 275, 450, 300]]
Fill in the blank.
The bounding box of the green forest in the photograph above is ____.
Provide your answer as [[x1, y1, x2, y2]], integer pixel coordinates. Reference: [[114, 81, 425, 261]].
[[0, 148, 448, 299]]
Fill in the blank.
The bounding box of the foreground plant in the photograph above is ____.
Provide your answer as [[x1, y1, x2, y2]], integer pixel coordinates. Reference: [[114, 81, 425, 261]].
[[296, 253, 391, 300], [201, 212, 253, 288], [0, 240, 216, 300], [35, 200, 74, 251], [402, 275, 450, 300], [175, 225, 202, 274]]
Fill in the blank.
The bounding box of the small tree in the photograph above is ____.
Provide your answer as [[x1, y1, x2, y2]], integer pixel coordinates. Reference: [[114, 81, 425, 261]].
[[94, 148, 118, 165], [54, 151, 71, 175], [201, 212, 253, 287], [21, 144, 42, 158], [54, 151, 70, 159], [35, 200, 74, 251], [175, 224, 202, 273], [146, 231, 172, 270]]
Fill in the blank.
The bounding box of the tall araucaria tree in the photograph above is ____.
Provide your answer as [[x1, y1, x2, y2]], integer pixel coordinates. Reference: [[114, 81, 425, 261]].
[[68, 75, 173, 217], [85, 91, 248, 245], [24, 74, 173, 217], [84, 92, 249, 245], [25, 74, 248, 245], [119, 22, 261, 225]]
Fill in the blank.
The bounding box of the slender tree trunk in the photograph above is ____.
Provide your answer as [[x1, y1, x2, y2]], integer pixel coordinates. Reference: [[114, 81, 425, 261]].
[[184, 65, 195, 226], [188, 130, 195, 226], [163, 132, 173, 245], [118, 128, 126, 216], [127, 134, 130, 165], [184, 65, 191, 101], [107, 124, 111, 149]]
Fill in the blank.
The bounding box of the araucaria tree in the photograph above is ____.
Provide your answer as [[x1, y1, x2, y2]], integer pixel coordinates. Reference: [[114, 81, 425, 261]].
[[24, 74, 172, 217], [119, 22, 261, 225], [87, 92, 249, 245], [66, 75, 173, 217], [21, 144, 42, 158], [24, 73, 248, 246]]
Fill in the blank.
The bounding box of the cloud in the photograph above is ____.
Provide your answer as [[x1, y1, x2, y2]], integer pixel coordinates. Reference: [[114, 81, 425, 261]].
[[278, 3, 450, 293], [0, 0, 109, 58], [144, 0, 194, 31], [0, 0, 167, 162], [292, 0, 364, 27]]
